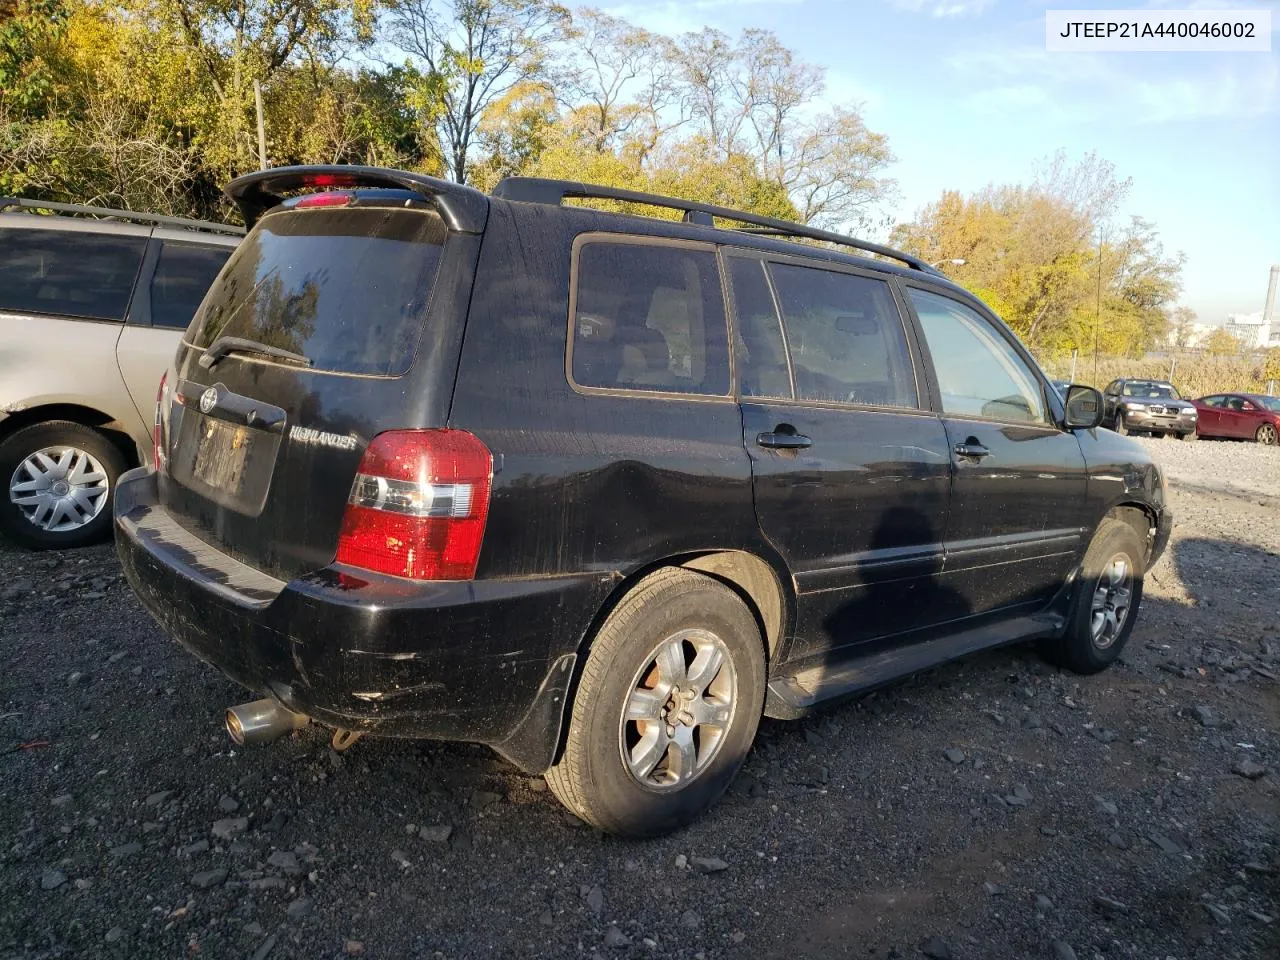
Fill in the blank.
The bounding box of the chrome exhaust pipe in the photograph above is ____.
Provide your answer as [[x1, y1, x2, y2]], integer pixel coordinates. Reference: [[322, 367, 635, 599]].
[[225, 698, 309, 746]]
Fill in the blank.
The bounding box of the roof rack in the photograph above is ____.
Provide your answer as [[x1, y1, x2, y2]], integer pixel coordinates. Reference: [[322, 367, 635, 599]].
[[0, 197, 244, 236], [491, 177, 940, 275]]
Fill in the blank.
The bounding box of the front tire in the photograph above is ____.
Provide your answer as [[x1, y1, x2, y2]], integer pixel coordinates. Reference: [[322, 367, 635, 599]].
[[546, 567, 765, 837], [1114, 416, 1129, 436], [1256, 423, 1278, 446], [1039, 517, 1145, 675], [0, 421, 126, 549]]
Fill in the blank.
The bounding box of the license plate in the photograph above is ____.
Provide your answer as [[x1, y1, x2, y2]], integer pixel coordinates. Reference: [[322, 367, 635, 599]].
[[192, 417, 253, 493]]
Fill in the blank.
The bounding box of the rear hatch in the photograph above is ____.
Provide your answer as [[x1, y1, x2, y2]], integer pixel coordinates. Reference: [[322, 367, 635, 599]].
[[158, 192, 478, 579]]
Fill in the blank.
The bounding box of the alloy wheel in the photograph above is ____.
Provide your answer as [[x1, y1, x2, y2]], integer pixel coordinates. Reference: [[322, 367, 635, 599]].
[[1090, 554, 1132, 650], [619, 628, 737, 791], [1257, 423, 1278, 446]]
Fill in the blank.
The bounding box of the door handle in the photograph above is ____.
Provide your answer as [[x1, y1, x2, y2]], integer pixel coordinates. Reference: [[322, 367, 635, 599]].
[[757, 431, 813, 450], [953, 440, 990, 460]]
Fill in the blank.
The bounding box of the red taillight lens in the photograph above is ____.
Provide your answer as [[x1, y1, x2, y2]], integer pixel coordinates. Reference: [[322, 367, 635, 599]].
[[303, 173, 354, 188], [335, 430, 493, 581], [153, 372, 168, 472], [294, 191, 352, 208]]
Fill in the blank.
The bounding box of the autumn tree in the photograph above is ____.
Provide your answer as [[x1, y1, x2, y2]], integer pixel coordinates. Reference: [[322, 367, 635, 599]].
[[389, 0, 569, 183], [1204, 327, 1244, 356]]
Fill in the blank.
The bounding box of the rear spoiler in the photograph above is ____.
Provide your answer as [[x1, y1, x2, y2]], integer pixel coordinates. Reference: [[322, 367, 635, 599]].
[[225, 166, 489, 234]]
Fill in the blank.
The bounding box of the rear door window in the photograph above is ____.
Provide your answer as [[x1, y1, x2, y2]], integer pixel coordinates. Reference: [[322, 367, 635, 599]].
[[191, 207, 447, 375], [726, 257, 791, 399], [571, 238, 730, 396], [0, 227, 146, 321], [150, 241, 233, 330], [767, 262, 918, 408]]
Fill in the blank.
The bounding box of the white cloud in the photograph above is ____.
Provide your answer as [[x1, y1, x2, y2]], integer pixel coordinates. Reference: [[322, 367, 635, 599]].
[[949, 44, 1280, 124], [887, 0, 996, 17]]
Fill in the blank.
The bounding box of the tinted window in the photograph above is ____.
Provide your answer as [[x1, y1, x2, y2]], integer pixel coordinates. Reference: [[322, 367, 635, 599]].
[[909, 288, 1046, 423], [1201, 395, 1225, 409], [727, 257, 791, 398], [150, 241, 233, 330], [572, 241, 729, 396], [0, 227, 146, 321], [1122, 381, 1177, 399], [768, 263, 917, 408], [1104, 380, 1121, 395], [1254, 395, 1280, 412], [192, 207, 447, 375]]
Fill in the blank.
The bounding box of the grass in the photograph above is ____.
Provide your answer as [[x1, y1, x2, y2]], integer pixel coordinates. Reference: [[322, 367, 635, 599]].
[[1037, 353, 1279, 398]]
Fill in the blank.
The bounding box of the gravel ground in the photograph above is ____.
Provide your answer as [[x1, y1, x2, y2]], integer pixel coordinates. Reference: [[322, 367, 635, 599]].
[[2, 437, 1277, 960]]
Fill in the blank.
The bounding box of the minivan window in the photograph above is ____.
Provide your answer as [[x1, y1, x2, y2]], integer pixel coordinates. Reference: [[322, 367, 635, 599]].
[[909, 288, 1047, 424], [727, 257, 791, 399], [571, 240, 730, 396], [768, 263, 917, 408], [150, 241, 233, 330], [0, 228, 146, 321], [191, 207, 447, 376]]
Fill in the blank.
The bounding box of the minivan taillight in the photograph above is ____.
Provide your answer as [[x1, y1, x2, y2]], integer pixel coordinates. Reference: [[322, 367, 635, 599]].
[[335, 430, 493, 580], [153, 372, 167, 472]]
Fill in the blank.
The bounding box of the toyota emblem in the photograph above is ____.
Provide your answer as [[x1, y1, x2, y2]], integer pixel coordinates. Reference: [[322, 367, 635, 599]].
[[199, 387, 218, 414]]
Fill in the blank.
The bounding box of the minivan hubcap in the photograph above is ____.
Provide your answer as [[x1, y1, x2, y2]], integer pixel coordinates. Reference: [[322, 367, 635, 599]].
[[619, 628, 736, 791], [1090, 555, 1132, 649], [9, 446, 109, 532]]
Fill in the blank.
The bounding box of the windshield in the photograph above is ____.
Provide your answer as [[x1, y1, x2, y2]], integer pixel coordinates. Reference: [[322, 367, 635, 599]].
[[1123, 381, 1179, 399], [190, 206, 447, 376], [1252, 395, 1280, 412]]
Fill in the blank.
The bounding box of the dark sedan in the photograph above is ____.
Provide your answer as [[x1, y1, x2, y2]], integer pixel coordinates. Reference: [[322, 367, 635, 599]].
[[1192, 393, 1280, 445]]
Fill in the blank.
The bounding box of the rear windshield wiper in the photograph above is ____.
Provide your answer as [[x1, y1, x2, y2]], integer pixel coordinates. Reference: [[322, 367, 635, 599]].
[[199, 336, 314, 370]]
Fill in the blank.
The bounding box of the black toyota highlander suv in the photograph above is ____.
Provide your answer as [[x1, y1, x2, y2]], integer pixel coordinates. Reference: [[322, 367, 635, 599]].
[[117, 166, 1171, 837]]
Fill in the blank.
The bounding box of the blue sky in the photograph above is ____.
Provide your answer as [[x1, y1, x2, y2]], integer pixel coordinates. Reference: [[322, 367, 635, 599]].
[[602, 0, 1279, 324]]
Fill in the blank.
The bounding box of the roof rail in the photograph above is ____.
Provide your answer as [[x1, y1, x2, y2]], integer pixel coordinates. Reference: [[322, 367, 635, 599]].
[[225, 165, 489, 233], [0, 197, 244, 236], [491, 177, 940, 275]]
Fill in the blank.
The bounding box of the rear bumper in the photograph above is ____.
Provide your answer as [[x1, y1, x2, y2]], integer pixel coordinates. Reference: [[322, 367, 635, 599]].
[[115, 468, 614, 773]]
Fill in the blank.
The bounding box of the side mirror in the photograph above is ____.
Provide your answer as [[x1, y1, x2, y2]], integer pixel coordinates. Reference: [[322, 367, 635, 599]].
[[1063, 384, 1103, 430]]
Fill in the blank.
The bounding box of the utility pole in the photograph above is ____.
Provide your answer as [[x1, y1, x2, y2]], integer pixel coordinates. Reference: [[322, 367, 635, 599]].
[[254, 80, 268, 171], [1093, 231, 1103, 381]]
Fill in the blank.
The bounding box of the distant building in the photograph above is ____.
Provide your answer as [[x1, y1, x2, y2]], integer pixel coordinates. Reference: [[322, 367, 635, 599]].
[[1221, 265, 1280, 350]]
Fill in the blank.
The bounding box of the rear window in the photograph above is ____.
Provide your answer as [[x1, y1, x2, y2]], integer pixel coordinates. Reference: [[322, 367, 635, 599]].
[[0, 227, 146, 321], [570, 238, 730, 396], [191, 207, 447, 375]]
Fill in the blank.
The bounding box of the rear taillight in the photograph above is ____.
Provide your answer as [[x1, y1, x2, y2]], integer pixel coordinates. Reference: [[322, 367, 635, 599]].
[[153, 372, 167, 472], [335, 430, 493, 581]]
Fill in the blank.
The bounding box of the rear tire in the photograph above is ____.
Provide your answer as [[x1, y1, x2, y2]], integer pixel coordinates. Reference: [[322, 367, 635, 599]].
[[546, 567, 765, 837], [1039, 517, 1145, 675], [0, 421, 126, 550], [1256, 423, 1278, 445]]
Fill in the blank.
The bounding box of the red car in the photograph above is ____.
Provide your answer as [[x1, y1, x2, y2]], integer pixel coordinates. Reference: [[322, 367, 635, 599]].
[[1192, 393, 1280, 445]]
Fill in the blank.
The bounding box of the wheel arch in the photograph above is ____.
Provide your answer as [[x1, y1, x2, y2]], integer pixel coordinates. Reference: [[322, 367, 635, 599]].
[[1104, 502, 1158, 563], [545, 549, 796, 771], [0, 403, 143, 469]]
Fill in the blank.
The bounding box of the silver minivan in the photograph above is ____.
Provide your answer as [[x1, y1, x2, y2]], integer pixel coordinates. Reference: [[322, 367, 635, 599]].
[[0, 199, 240, 548]]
